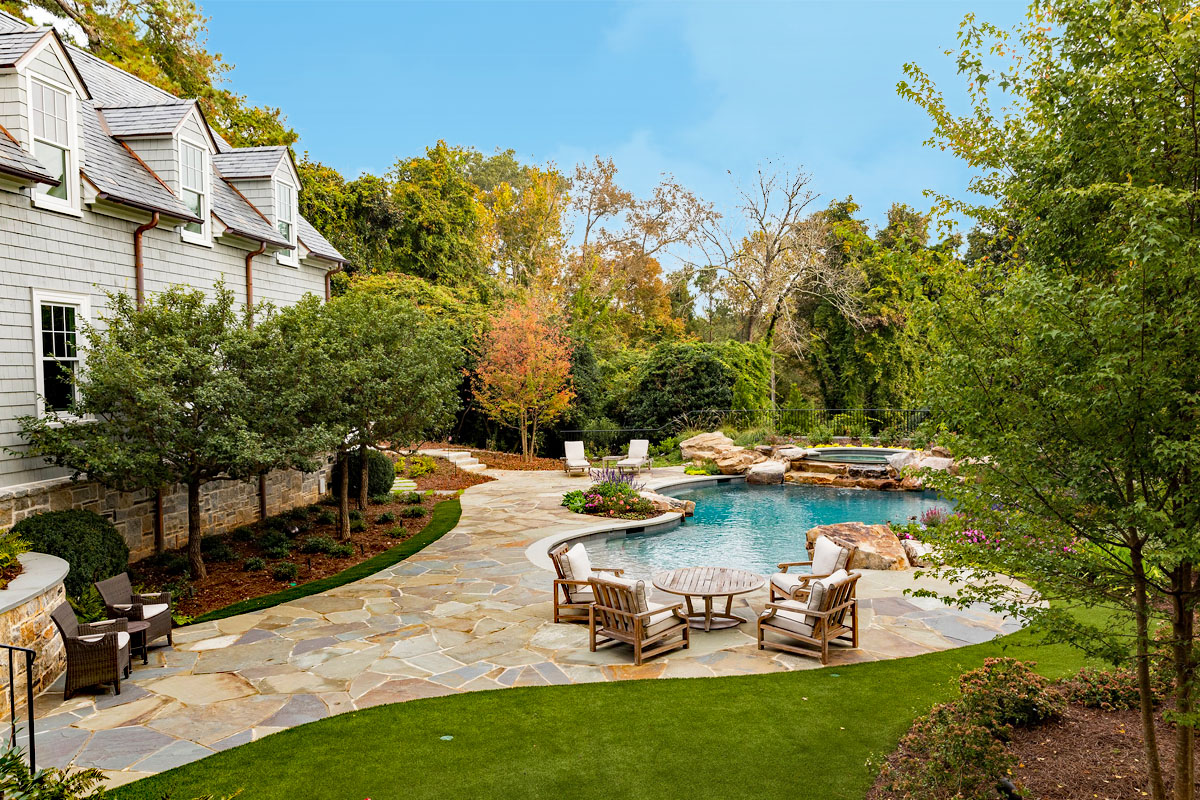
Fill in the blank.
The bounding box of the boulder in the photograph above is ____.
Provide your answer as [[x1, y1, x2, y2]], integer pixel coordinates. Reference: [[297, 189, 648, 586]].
[[754, 445, 775, 455], [886, 449, 921, 474], [899, 474, 925, 491], [713, 447, 764, 475], [640, 491, 696, 517], [901, 538, 935, 567], [795, 459, 847, 475], [680, 431, 736, 462], [931, 445, 952, 458], [917, 456, 954, 472], [746, 460, 786, 485], [773, 446, 809, 461], [805, 522, 908, 570], [784, 471, 837, 486]]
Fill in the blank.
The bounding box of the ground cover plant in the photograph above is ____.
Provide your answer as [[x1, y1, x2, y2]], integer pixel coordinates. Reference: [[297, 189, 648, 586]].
[[561, 469, 656, 520]]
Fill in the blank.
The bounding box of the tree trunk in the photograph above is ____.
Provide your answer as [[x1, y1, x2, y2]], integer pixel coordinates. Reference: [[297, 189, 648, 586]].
[[1171, 564, 1196, 800], [1133, 555, 1168, 800], [153, 487, 166, 556], [519, 409, 529, 461], [186, 478, 206, 580], [529, 418, 538, 463], [337, 451, 351, 541], [358, 444, 369, 510]]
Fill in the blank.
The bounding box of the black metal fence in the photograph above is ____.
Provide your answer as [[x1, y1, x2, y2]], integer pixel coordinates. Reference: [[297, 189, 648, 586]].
[[2, 644, 36, 770], [561, 408, 930, 453]]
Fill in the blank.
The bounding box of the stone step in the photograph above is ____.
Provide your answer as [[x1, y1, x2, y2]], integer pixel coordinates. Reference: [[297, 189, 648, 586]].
[[457, 462, 487, 473], [443, 451, 474, 462], [391, 477, 418, 492]]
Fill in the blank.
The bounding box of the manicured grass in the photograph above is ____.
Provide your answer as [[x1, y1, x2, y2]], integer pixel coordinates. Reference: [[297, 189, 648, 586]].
[[112, 608, 1104, 800], [191, 499, 461, 623]]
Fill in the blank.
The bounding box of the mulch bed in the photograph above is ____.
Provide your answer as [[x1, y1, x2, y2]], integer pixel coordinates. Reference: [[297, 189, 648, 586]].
[[868, 701, 1199, 800], [133, 457, 492, 619], [422, 442, 562, 471]]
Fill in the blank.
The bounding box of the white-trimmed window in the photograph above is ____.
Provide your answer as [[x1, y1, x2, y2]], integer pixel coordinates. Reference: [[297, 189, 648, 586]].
[[276, 179, 297, 265], [180, 139, 209, 243], [29, 77, 77, 212], [31, 289, 89, 416]]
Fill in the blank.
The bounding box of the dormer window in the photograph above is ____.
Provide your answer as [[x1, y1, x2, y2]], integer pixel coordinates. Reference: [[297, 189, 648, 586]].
[[180, 139, 209, 244], [276, 179, 297, 265], [30, 78, 77, 212]]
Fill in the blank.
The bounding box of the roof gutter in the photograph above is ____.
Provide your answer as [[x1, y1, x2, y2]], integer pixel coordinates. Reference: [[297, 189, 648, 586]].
[[245, 240, 267, 327], [133, 211, 160, 309]]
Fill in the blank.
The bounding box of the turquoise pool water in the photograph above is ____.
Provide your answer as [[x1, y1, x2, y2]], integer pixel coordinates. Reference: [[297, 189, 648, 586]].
[[589, 482, 952, 576]]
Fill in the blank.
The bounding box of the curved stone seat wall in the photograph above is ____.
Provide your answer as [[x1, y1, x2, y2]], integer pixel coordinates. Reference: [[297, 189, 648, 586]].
[[0, 552, 68, 717]]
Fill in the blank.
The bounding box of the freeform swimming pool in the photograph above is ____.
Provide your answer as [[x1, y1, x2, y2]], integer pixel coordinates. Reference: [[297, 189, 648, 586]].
[[589, 481, 952, 577]]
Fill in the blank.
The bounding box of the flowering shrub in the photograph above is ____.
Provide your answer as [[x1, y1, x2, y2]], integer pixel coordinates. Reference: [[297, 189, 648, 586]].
[[880, 702, 1014, 800], [1058, 666, 1169, 711], [562, 480, 654, 519], [684, 460, 720, 476], [920, 507, 947, 527], [957, 658, 1063, 733]]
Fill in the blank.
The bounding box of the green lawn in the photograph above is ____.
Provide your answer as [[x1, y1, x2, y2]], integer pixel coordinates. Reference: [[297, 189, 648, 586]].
[[112, 611, 1103, 800]]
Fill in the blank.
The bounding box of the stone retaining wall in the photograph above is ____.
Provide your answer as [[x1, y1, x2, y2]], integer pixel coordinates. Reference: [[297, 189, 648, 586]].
[[0, 465, 331, 561], [0, 553, 68, 717]]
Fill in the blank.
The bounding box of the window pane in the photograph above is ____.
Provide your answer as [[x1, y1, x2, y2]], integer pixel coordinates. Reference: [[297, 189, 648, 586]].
[[42, 360, 73, 412], [34, 141, 67, 200], [278, 220, 291, 241]]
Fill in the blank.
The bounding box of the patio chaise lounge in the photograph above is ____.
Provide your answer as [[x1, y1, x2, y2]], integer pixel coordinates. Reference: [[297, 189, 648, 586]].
[[549, 542, 625, 623], [50, 603, 131, 699], [561, 441, 591, 476], [757, 569, 861, 664], [615, 439, 651, 474], [95, 572, 173, 651], [588, 574, 690, 666], [769, 535, 856, 602]]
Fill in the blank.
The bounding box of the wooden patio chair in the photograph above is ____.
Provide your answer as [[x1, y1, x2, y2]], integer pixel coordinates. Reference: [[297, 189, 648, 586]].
[[561, 441, 591, 476], [588, 574, 689, 666], [549, 543, 624, 624], [95, 572, 173, 648], [50, 603, 131, 699], [769, 535, 856, 602], [616, 439, 651, 475], [757, 569, 861, 665]]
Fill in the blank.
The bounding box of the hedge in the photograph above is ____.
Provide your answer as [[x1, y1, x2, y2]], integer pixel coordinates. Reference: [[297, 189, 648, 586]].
[[12, 509, 129, 598]]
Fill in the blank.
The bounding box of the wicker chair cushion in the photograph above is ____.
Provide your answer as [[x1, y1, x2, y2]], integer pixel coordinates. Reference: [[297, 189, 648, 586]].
[[811, 536, 850, 575], [643, 603, 680, 637], [79, 631, 130, 648], [763, 601, 814, 637], [770, 572, 807, 597], [115, 603, 168, 618], [804, 569, 848, 626], [564, 544, 592, 584]]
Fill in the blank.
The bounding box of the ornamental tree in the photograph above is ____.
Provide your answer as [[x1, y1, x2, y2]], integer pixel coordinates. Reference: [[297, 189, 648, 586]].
[[902, 3, 1200, 797], [473, 298, 574, 460]]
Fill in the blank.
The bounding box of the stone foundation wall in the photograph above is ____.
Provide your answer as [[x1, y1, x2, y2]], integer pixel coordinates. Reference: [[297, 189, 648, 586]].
[[0, 553, 68, 717], [0, 464, 332, 561]]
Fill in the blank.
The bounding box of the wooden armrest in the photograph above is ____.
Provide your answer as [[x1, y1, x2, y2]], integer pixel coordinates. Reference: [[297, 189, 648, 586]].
[[553, 578, 591, 588], [777, 560, 813, 572], [635, 602, 683, 619], [592, 567, 625, 576], [800, 600, 856, 619]]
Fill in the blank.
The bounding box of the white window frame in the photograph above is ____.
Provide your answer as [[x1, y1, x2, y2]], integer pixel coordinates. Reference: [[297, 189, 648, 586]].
[[275, 179, 297, 267], [27, 74, 80, 216], [178, 137, 211, 246], [31, 288, 90, 419]]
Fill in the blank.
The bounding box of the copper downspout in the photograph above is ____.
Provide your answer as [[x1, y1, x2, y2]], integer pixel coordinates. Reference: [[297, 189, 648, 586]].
[[245, 241, 267, 327], [133, 212, 160, 310], [324, 267, 343, 302]]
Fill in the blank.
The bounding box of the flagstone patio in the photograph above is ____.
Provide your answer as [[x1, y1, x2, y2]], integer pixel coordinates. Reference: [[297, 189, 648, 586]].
[[26, 466, 1025, 787]]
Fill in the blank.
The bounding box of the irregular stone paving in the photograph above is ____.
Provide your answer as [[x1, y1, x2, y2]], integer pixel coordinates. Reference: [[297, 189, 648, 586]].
[[26, 467, 1025, 787]]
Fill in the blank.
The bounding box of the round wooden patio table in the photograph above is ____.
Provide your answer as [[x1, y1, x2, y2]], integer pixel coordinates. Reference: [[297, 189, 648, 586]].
[[652, 567, 765, 631]]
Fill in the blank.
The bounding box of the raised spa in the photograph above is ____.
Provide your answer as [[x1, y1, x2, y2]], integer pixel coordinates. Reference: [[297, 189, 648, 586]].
[[589, 481, 951, 576]]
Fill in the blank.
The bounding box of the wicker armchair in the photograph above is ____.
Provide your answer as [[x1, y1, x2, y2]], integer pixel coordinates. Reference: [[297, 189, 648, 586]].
[[95, 573, 173, 648], [50, 603, 131, 699]]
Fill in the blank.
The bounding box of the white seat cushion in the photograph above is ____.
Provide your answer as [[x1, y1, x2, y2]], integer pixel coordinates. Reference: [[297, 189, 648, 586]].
[[770, 572, 809, 599], [564, 586, 594, 604], [565, 459, 590, 468], [761, 601, 814, 637], [643, 602, 682, 637], [80, 631, 130, 649], [565, 544, 593, 585], [140, 603, 169, 618], [616, 457, 646, 467], [805, 569, 849, 626], [811, 536, 848, 575]]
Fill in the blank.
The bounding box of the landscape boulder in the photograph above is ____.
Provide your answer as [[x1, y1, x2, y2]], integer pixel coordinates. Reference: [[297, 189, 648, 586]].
[[917, 456, 954, 472], [773, 446, 809, 461], [901, 538, 935, 567], [714, 447, 764, 475], [805, 521, 908, 570], [746, 460, 786, 485], [640, 492, 696, 517], [931, 445, 952, 458], [886, 449, 921, 475], [679, 431, 737, 462]]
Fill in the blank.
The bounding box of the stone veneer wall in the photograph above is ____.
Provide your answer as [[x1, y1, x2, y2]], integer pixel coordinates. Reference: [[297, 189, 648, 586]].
[[0, 553, 68, 718], [0, 465, 331, 561]]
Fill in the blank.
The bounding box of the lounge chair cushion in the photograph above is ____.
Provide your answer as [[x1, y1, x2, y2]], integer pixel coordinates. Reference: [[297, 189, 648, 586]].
[[811, 536, 850, 575], [762, 601, 814, 637], [113, 602, 169, 619], [79, 631, 130, 649], [805, 569, 849, 626], [565, 459, 590, 469], [564, 544, 592, 584], [603, 575, 651, 613], [770, 572, 809, 599], [643, 603, 682, 637], [564, 586, 594, 604]]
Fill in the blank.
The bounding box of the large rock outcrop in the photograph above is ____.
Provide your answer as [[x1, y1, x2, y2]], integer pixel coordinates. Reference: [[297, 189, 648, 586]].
[[679, 432, 736, 462], [746, 460, 786, 485], [640, 492, 696, 516], [714, 446, 765, 475], [805, 522, 908, 570]]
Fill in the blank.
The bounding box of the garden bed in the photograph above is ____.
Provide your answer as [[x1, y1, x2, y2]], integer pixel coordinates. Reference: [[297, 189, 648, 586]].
[[411, 455, 497, 489], [422, 443, 562, 471]]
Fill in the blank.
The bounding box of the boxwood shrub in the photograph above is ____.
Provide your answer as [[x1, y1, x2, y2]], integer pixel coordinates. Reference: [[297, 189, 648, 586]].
[[12, 510, 129, 598]]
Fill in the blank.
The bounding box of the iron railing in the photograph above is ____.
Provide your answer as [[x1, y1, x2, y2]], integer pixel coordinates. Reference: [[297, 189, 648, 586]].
[[561, 408, 930, 453], [1, 644, 36, 770]]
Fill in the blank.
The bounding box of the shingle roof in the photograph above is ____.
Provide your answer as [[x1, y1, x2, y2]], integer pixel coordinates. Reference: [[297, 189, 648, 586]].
[[212, 146, 290, 179], [80, 100, 199, 221], [0, 28, 47, 66], [64, 40, 176, 107], [211, 178, 289, 247], [298, 215, 346, 263], [98, 101, 194, 138], [0, 125, 56, 184]]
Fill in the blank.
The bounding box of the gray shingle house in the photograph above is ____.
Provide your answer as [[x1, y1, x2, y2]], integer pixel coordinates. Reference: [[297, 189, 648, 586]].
[[0, 11, 346, 554]]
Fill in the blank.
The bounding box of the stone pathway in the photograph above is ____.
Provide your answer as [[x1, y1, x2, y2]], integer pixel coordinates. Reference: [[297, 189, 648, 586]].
[[26, 467, 1025, 787]]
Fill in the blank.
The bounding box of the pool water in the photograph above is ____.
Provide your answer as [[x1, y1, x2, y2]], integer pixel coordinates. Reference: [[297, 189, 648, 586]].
[[590, 482, 952, 577]]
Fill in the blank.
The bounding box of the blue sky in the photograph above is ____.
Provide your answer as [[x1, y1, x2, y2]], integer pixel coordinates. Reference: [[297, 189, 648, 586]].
[[202, 0, 1026, 236]]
